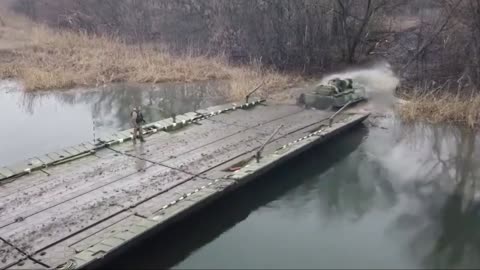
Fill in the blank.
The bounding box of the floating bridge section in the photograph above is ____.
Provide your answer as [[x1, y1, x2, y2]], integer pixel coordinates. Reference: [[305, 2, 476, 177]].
[[0, 99, 369, 270]]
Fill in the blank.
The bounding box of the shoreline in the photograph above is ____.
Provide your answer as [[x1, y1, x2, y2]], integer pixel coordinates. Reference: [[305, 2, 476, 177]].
[[395, 92, 480, 128], [0, 12, 299, 100]]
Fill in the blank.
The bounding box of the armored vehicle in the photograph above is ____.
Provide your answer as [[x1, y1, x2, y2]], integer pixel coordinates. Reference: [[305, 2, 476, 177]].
[[297, 78, 367, 110]]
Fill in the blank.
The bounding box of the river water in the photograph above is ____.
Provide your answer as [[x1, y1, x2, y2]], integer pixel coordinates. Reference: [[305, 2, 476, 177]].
[[1, 82, 480, 269], [0, 81, 224, 165]]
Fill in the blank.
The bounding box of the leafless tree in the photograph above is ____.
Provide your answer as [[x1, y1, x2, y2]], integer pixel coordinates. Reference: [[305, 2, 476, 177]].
[[10, 0, 480, 87]]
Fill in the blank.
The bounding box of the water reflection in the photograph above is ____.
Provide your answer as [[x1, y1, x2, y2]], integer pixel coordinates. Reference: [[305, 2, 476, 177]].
[[0, 81, 225, 166], [4, 77, 480, 269], [315, 149, 397, 223], [108, 127, 369, 269], [391, 123, 480, 269], [19, 81, 224, 130], [109, 118, 480, 269]]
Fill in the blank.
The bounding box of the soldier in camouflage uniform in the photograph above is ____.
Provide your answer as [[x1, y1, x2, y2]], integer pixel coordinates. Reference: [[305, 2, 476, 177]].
[[131, 107, 145, 143]]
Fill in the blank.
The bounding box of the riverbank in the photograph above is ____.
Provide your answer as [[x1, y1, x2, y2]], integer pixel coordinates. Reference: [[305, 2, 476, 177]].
[[0, 10, 298, 100], [396, 91, 480, 128]]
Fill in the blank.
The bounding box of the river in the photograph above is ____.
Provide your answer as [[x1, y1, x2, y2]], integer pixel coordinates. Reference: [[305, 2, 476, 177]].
[[1, 82, 479, 269], [0, 81, 225, 165]]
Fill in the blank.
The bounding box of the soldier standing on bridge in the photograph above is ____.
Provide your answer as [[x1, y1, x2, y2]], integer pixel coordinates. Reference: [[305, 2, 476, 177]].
[[131, 106, 146, 143]]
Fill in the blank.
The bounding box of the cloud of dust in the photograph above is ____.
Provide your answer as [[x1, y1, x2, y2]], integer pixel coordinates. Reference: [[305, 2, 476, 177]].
[[320, 60, 400, 113]]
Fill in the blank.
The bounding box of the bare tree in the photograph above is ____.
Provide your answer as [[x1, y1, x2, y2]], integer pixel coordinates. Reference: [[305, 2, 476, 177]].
[[332, 0, 404, 63], [11, 0, 480, 86]]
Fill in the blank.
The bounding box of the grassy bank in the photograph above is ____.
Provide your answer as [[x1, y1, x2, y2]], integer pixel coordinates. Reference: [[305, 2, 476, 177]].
[[397, 90, 480, 128], [0, 10, 297, 100]]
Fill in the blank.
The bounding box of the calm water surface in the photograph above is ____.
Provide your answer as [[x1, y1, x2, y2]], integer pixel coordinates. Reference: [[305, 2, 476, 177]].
[[1, 81, 480, 269], [113, 117, 480, 269], [0, 81, 225, 165]]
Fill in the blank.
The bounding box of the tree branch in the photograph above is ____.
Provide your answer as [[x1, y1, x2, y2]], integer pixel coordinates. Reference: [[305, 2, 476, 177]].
[[400, 0, 464, 74]]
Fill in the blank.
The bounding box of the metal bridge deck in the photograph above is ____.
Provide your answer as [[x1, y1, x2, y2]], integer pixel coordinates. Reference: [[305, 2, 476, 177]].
[[0, 100, 368, 269]]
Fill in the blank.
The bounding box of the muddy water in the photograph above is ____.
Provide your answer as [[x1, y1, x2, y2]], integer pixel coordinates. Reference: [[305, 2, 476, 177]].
[[0, 80, 225, 166], [2, 80, 480, 269], [110, 117, 480, 269]]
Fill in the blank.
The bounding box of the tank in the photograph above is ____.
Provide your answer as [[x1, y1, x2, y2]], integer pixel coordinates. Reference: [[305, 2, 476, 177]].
[[297, 78, 367, 110]]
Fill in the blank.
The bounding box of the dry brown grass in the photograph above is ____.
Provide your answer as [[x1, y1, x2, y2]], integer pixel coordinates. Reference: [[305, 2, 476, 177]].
[[397, 90, 480, 128], [0, 10, 298, 100], [226, 59, 299, 101]]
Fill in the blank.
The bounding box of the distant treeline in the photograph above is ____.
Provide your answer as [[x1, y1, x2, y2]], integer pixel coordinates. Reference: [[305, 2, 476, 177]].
[[10, 0, 480, 90]]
